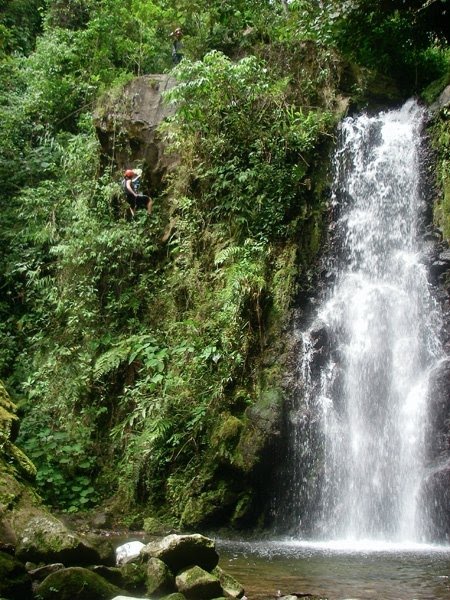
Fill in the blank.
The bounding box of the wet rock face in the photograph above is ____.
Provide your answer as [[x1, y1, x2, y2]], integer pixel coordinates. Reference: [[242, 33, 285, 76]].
[[93, 74, 178, 190], [420, 466, 450, 543]]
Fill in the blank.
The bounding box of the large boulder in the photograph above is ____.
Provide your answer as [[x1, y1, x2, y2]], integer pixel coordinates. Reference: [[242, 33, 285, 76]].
[[211, 565, 245, 598], [16, 515, 102, 565], [119, 560, 147, 594], [0, 550, 33, 600], [175, 565, 223, 600], [35, 566, 123, 600], [94, 74, 178, 190], [141, 534, 219, 572], [146, 556, 175, 596]]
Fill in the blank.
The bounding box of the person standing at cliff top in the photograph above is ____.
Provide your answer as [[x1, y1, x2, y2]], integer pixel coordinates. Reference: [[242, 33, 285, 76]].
[[170, 27, 184, 65]]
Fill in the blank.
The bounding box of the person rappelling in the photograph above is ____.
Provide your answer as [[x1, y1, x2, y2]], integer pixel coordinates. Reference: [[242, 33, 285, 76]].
[[122, 169, 153, 217]]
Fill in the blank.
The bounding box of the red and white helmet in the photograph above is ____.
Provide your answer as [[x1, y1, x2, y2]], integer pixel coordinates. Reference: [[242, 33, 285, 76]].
[[124, 169, 135, 178]]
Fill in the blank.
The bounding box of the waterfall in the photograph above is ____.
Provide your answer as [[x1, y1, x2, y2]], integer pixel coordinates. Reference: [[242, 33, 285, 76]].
[[281, 100, 445, 543]]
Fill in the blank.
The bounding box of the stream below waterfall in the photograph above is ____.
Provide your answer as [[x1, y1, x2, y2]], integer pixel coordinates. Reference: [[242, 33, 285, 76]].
[[218, 540, 450, 600]]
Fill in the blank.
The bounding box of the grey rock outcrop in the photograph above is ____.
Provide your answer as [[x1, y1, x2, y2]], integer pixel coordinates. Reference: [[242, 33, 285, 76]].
[[94, 74, 178, 189], [430, 84, 450, 114]]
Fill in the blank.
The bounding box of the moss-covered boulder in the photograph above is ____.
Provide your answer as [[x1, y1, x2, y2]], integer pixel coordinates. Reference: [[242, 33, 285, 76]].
[[119, 560, 147, 593], [175, 565, 223, 600], [211, 566, 245, 598], [16, 515, 102, 565], [141, 534, 219, 573], [35, 566, 123, 600], [180, 481, 238, 529], [0, 551, 32, 600], [146, 556, 175, 596]]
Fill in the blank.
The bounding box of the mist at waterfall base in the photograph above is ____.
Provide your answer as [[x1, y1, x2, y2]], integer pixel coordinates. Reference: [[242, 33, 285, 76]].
[[217, 101, 450, 599]]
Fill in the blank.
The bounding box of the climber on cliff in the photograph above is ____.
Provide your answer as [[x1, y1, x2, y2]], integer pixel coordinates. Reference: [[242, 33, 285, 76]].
[[170, 27, 183, 65], [122, 169, 153, 217]]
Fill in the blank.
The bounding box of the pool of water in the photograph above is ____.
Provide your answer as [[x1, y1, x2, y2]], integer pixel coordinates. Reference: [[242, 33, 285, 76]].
[[216, 540, 450, 600]]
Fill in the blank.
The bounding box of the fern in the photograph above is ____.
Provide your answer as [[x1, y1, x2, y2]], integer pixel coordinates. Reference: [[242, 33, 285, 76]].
[[93, 334, 164, 378], [93, 344, 131, 378]]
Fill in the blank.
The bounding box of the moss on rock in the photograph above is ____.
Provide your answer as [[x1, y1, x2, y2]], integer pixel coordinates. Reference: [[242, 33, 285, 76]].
[[35, 566, 123, 600], [146, 556, 175, 596], [211, 415, 243, 463], [175, 565, 222, 600], [16, 515, 102, 565], [120, 561, 147, 593]]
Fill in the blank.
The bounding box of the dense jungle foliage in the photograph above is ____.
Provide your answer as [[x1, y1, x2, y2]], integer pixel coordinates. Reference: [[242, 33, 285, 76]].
[[1, 0, 449, 527]]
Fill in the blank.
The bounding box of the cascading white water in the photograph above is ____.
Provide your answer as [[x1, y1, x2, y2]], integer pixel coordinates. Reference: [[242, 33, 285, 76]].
[[288, 100, 445, 543]]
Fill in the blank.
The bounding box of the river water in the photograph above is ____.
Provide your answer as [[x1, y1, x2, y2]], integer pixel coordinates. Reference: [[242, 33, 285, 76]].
[[218, 540, 450, 600]]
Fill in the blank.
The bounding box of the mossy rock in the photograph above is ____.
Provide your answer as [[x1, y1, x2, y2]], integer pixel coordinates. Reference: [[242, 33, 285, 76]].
[[175, 565, 222, 600], [180, 482, 238, 529], [35, 566, 123, 600], [1, 438, 37, 482], [16, 515, 101, 565], [211, 565, 245, 598], [0, 381, 19, 441], [146, 557, 175, 596], [0, 551, 32, 600], [120, 561, 147, 593], [89, 565, 123, 587], [0, 381, 17, 414], [0, 405, 19, 440], [234, 386, 283, 473], [84, 533, 116, 566], [211, 415, 243, 463], [230, 493, 253, 527]]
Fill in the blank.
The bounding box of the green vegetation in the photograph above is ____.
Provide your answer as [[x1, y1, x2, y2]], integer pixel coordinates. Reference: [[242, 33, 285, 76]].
[[430, 102, 450, 240], [0, 0, 449, 526]]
